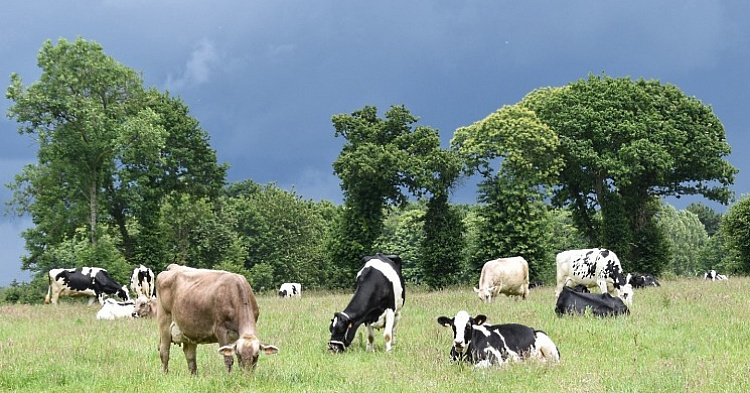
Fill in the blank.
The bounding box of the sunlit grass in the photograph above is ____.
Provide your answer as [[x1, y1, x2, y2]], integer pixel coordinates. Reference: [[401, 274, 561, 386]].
[[1, 278, 749, 392]]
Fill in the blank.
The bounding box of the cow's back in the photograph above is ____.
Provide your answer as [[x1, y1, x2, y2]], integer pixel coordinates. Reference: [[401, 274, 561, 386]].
[[478, 257, 529, 297], [157, 266, 258, 343]]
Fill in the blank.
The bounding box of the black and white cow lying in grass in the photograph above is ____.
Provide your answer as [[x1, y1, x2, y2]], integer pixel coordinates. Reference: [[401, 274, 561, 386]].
[[704, 270, 728, 281], [630, 273, 660, 288], [437, 311, 560, 368], [554, 281, 630, 317]]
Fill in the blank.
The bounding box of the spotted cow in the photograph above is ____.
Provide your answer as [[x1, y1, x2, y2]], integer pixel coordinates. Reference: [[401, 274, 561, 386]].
[[555, 248, 633, 306], [131, 264, 156, 299], [278, 282, 301, 298], [328, 254, 405, 353], [96, 298, 137, 320], [555, 280, 630, 317], [45, 267, 130, 305], [437, 310, 560, 368]]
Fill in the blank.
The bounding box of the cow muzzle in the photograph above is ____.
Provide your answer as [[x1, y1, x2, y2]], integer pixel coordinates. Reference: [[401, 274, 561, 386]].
[[328, 340, 346, 353]]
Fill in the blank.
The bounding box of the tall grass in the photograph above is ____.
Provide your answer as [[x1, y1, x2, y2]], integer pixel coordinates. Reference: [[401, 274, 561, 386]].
[[1, 278, 749, 392]]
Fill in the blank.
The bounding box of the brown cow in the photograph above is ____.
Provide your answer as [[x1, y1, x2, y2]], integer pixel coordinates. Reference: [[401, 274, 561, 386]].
[[156, 264, 278, 374]]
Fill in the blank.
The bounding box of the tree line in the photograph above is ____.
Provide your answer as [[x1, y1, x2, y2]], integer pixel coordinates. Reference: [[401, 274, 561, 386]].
[[2, 37, 748, 303]]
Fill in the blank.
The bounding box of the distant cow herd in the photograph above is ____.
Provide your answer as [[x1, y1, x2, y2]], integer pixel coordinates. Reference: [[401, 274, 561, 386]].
[[44, 249, 728, 374]]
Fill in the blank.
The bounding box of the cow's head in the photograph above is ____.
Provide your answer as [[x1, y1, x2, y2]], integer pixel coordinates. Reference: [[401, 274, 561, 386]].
[[278, 290, 288, 298], [616, 274, 634, 306], [328, 312, 354, 352], [218, 334, 278, 370], [473, 286, 497, 302], [132, 296, 157, 318], [437, 311, 488, 358]]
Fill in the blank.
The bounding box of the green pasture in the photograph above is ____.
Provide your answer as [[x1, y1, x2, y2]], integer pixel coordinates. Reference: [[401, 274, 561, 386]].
[[1, 278, 748, 392]]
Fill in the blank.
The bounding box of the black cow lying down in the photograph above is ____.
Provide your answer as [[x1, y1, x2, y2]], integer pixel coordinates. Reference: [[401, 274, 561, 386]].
[[630, 273, 660, 288], [555, 285, 629, 317], [437, 311, 560, 368]]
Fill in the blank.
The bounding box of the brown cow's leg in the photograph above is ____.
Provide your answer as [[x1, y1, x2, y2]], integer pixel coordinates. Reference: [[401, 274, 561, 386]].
[[157, 315, 173, 373], [183, 343, 198, 375]]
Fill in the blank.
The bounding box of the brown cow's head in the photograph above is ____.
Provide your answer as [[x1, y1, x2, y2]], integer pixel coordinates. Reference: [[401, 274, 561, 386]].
[[218, 335, 279, 370]]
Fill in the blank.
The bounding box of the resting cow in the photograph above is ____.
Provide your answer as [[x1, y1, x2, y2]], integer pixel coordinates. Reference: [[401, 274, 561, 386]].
[[96, 298, 136, 320], [131, 264, 156, 299], [45, 267, 130, 305], [278, 282, 302, 298], [555, 282, 630, 317], [328, 254, 405, 353], [437, 311, 560, 368], [133, 295, 157, 318], [555, 248, 633, 306], [156, 264, 278, 375], [474, 256, 529, 302], [704, 270, 728, 281], [630, 273, 660, 288]]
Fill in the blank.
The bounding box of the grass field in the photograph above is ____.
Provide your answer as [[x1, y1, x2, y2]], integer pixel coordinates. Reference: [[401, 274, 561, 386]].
[[1, 278, 749, 392]]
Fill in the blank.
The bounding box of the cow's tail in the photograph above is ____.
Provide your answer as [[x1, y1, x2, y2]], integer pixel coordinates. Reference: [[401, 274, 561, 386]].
[[534, 330, 561, 362], [44, 273, 52, 304]]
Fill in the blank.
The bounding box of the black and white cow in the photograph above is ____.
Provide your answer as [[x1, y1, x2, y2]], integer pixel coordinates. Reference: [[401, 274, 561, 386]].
[[96, 298, 137, 320], [328, 254, 405, 353], [630, 273, 660, 288], [704, 270, 728, 281], [45, 267, 130, 305], [278, 282, 302, 298], [130, 264, 156, 299], [555, 281, 630, 317], [555, 248, 634, 306], [437, 311, 560, 368]]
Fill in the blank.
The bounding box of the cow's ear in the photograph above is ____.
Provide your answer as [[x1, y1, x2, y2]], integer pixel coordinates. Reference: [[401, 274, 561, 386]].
[[473, 287, 480, 293], [437, 316, 452, 327], [474, 315, 488, 325], [218, 344, 236, 357], [260, 344, 279, 355]]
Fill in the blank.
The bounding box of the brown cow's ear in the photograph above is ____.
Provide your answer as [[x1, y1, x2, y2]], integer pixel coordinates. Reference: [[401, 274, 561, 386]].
[[218, 344, 235, 357], [261, 344, 279, 355]]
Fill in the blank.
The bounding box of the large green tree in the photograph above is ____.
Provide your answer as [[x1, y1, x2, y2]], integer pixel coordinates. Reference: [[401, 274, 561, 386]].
[[331, 105, 462, 287], [720, 195, 750, 274], [6, 37, 226, 275], [452, 104, 563, 282], [523, 75, 737, 274]]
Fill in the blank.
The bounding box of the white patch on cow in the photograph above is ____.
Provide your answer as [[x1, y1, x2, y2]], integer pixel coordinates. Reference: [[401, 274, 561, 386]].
[[473, 324, 492, 338], [533, 331, 560, 362], [357, 258, 404, 311], [451, 310, 472, 351]]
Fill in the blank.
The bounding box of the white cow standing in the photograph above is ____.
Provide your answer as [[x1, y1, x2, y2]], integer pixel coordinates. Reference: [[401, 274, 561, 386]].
[[278, 282, 302, 298], [473, 256, 529, 302], [555, 248, 633, 306]]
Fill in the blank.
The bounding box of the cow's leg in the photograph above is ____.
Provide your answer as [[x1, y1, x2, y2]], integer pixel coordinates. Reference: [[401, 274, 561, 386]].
[[50, 289, 60, 305], [158, 316, 173, 373], [215, 329, 235, 372], [366, 324, 375, 352], [182, 343, 199, 375], [382, 309, 395, 352]]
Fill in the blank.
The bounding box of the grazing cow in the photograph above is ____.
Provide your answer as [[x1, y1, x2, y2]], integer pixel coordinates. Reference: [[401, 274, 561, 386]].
[[555, 281, 630, 317], [278, 282, 302, 298], [45, 267, 130, 305], [131, 264, 156, 299], [555, 248, 633, 306], [96, 298, 136, 320], [704, 270, 728, 281], [437, 311, 560, 368], [133, 295, 158, 318], [328, 254, 405, 353], [156, 264, 278, 375], [474, 256, 529, 302], [630, 273, 661, 288]]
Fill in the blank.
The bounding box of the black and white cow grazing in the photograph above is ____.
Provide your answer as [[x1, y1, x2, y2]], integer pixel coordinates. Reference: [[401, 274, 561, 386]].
[[437, 311, 560, 368], [328, 254, 405, 353], [45, 267, 130, 305], [278, 282, 302, 298], [704, 270, 728, 281], [630, 273, 660, 288], [555, 283, 630, 317], [555, 248, 633, 306], [96, 298, 137, 320], [130, 264, 156, 299]]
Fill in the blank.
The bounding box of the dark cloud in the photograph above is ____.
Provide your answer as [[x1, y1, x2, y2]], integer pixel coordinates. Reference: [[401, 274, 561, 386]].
[[1, 1, 748, 285]]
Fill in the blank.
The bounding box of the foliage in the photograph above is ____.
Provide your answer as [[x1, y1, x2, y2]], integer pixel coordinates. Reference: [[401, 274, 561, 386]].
[[421, 193, 465, 289], [657, 204, 709, 276], [452, 104, 562, 283], [374, 205, 425, 284], [331, 105, 462, 288], [522, 74, 737, 271], [686, 202, 722, 237], [720, 194, 750, 274]]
